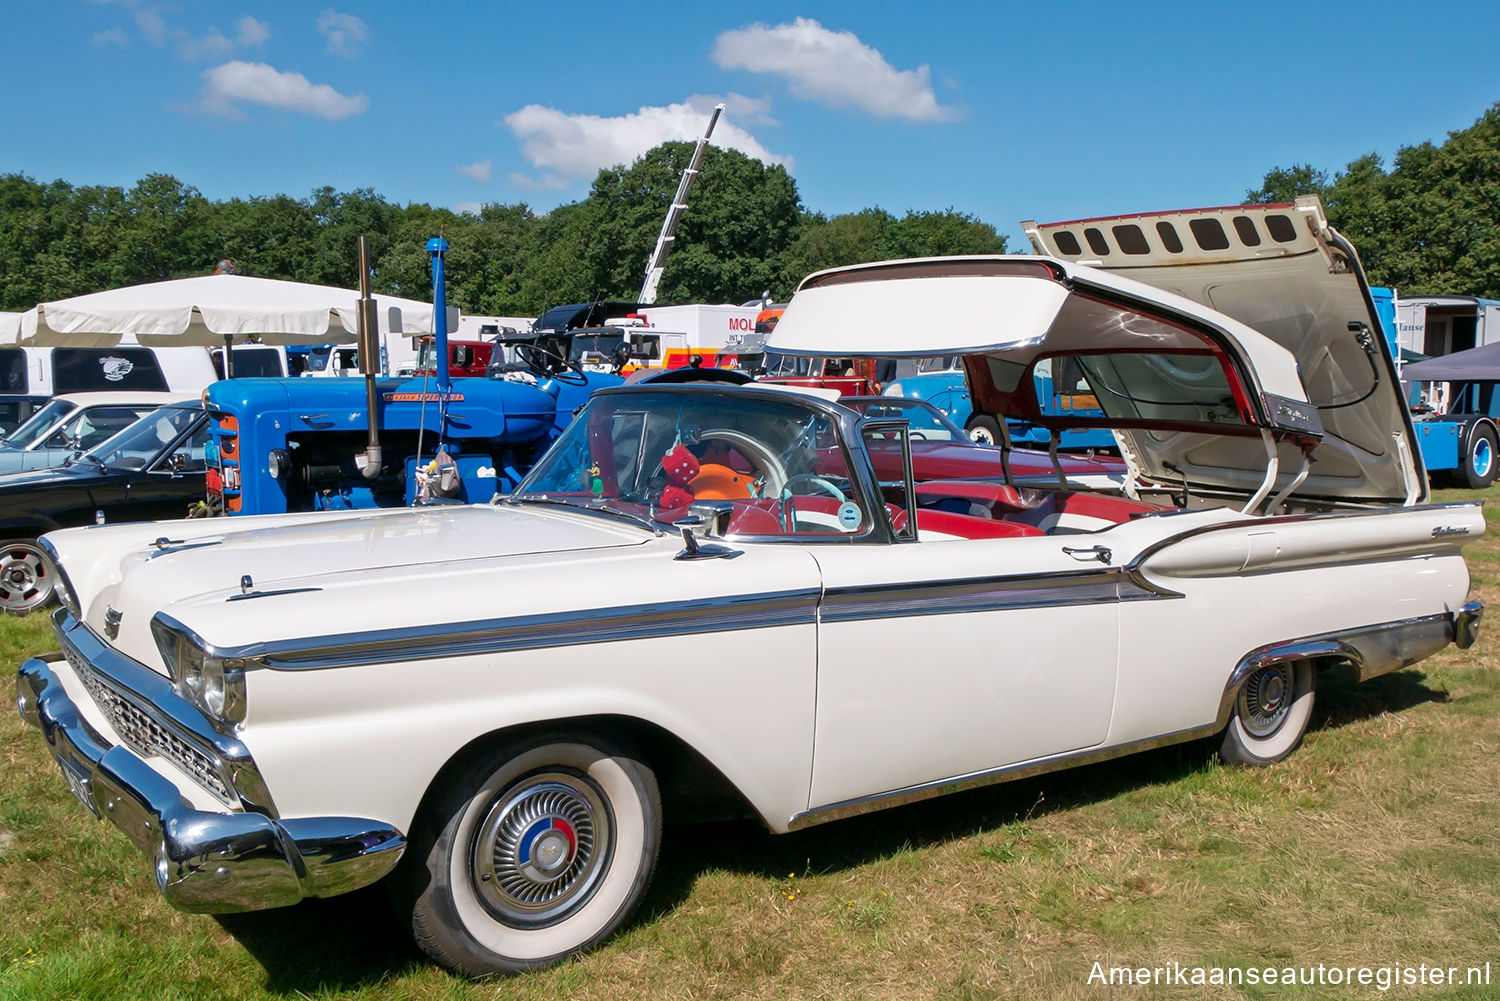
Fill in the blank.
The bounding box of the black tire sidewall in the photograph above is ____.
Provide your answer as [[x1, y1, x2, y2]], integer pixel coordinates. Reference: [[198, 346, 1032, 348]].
[[1464, 427, 1498, 488], [965, 415, 1000, 445]]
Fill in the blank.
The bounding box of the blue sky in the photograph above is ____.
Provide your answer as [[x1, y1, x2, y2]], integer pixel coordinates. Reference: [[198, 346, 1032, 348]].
[[5, 1, 1499, 248]]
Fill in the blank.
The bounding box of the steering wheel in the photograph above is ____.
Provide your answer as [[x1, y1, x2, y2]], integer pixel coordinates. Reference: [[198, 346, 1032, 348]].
[[518, 341, 589, 386], [778, 473, 848, 532], [646, 429, 789, 513]]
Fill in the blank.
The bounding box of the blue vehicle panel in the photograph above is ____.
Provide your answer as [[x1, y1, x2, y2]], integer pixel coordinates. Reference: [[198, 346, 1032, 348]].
[[884, 364, 1116, 451], [203, 374, 587, 515]]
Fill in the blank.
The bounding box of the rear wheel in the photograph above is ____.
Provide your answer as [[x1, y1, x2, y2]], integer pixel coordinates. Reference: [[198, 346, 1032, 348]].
[[400, 735, 661, 977], [1219, 661, 1316, 765], [0, 539, 55, 615], [965, 414, 1001, 445], [1463, 426, 1497, 488]]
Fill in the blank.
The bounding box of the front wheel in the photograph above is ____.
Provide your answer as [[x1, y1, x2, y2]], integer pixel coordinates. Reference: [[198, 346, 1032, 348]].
[[1219, 660, 1315, 766], [965, 414, 1001, 445], [1464, 426, 1497, 488], [400, 735, 661, 977], [0, 539, 56, 615]]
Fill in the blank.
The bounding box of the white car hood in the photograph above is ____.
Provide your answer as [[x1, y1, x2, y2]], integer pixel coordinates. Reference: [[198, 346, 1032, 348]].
[[49, 504, 655, 674]]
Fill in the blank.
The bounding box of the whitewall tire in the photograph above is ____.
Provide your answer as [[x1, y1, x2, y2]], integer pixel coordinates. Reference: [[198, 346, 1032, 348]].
[[1219, 660, 1316, 766], [402, 736, 661, 977]]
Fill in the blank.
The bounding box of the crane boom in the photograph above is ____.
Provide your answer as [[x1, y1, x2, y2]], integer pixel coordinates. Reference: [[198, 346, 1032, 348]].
[[638, 103, 724, 305]]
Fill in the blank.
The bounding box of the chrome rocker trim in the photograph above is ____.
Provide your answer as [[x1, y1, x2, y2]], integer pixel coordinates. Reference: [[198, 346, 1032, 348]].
[[16, 656, 405, 914], [788, 603, 1482, 831]]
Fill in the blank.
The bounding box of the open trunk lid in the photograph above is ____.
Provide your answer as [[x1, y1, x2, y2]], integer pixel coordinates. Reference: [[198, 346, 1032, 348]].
[[1023, 196, 1424, 505]]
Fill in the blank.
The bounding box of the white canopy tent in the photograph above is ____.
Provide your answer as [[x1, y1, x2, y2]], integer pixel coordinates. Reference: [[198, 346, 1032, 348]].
[[0, 274, 457, 348]]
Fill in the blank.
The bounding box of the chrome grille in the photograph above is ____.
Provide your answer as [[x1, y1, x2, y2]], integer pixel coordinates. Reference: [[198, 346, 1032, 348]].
[[62, 645, 234, 803]]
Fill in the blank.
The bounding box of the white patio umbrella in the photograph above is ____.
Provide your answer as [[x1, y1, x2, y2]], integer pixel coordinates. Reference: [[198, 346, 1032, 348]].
[[0, 312, 23, 347], [0, 274, 457, 347]]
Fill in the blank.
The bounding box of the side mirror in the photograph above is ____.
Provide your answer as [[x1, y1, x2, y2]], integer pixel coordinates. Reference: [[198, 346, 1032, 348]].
[[673, 500, 738, 561], [684, 499, 734, 539], [168, 452, 190, 472]]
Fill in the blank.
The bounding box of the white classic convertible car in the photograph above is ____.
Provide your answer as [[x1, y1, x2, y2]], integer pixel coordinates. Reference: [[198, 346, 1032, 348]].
[[17, 209, 1485, 976]]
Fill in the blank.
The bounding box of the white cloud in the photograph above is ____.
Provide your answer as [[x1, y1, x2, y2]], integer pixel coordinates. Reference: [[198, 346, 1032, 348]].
[[503, 95, 789, 189], [132, 5, 167, 45], [508, 171, 573, 192], [197, 61, 369, 120], [87, 1, 253, 61], [454, 201, 485, 216], [236, 15, 270, 46], [713, 18, 960, 123], [456, 160, 493, 182], [317, 10, 369, 59], [177, 28, 233, 61]]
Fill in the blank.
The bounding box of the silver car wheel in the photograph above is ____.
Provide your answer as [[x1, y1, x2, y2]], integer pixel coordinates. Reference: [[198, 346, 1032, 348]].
[[1237, 664, 1293, 738], [470, 773, 612, 927], [0, 540, 54, 614]]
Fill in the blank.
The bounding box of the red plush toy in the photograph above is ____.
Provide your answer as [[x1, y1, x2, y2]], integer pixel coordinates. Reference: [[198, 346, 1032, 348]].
[[659, 443, 700, 510]]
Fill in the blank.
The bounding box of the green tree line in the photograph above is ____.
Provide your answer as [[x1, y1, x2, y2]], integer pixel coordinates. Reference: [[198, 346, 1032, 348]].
[[1246, 102, 1500, 298], [6, 100, 1497, 317], [0, 142, 1006, 317]]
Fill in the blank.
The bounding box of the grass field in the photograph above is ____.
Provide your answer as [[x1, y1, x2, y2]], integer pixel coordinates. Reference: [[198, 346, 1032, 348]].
[[3, 489, 1499, 1000]]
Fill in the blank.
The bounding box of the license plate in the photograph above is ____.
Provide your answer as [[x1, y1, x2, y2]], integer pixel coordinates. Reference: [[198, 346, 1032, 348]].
[[55, 755, 100, 819]]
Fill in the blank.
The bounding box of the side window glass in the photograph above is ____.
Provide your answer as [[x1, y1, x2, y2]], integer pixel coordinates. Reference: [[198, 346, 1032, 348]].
[[777, 414, 866, 537]]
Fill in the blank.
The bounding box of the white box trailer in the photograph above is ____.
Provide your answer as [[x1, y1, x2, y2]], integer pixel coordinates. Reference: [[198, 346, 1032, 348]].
[[617, 303, 762, 369], [1396, 296, 1500, 357]]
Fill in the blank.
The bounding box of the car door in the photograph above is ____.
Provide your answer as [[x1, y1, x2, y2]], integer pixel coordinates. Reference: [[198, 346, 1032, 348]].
[[120, 414, 210, 521], [800, 425, 1123, 811], [805, 537, 1122, 810]]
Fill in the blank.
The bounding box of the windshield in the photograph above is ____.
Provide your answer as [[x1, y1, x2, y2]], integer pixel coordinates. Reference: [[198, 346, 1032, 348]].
[[82, 406, 205, 470], [569, 332, 628, 366], [46, 405, 162, 452], [760, 351, 812, 378], [841, 398, 966, 440], [3, 398, 78, 449], [513, 389, 871, 536]]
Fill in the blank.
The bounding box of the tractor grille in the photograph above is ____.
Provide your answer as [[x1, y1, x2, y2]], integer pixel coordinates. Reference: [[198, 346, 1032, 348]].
[[63, 645, 234, 804]]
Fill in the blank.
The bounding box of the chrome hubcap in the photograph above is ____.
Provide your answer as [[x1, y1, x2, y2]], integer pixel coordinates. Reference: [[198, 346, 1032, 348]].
[[471, 772, 611, 927], [1238, 665, 1293, 738]]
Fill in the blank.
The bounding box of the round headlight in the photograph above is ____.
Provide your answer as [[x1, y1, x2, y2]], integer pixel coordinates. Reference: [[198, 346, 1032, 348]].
[[268, 448, 290, 479]]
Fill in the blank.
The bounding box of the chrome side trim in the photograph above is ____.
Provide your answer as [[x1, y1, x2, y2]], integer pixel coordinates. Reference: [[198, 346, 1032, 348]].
[[1126, 499, 1485, 581], [1218, 607, 1476, 726], [16, 657, 403, 913], [820, 567, 1169, 623], [51, 610, 279, 817], [174, 588, 823, 672], [206, 571, 1178, 673], [788, 722, 1220, 830]]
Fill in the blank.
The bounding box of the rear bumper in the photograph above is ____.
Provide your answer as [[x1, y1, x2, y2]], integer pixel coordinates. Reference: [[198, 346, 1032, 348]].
[[1221, 601, 1486, 723], [16, 655, 405, 914], [1346, 600, 1484, 681]]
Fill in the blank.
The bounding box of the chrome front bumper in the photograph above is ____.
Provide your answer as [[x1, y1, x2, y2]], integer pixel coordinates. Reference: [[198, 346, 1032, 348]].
[[16, 655, 406, 914]]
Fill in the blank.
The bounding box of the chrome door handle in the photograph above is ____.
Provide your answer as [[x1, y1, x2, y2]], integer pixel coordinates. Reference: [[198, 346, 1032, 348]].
[[1062, 545, 1112, 564]]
